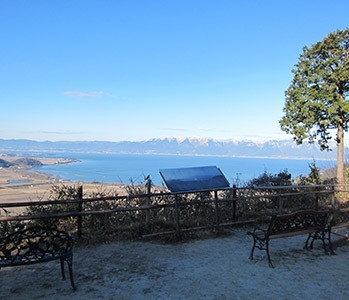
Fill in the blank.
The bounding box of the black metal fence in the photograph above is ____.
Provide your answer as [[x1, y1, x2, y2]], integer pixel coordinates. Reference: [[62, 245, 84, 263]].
[[0, 184, 348, 240]]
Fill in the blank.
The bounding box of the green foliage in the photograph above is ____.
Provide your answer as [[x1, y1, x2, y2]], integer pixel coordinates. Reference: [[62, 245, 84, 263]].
[[280, 28, 349, 150], [298, 160, 322, 185], [247, 169, 292, 187], [235, 170, 293, 220], [295, 161, 334, 209]]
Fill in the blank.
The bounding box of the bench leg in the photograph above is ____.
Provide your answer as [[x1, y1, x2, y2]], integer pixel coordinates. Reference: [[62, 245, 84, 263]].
[[266, 241, 274, 268], [305, 231, 327, 252], [249, 237, 256, 260], [320, 233, 329, 255], [60, 258, 66, 280], [305, 231, 336, 256], [66, 257, 76, 291], [326, 231, 336, 255], [304, 233, 313, 250], [61, 257, 76, 290], [248, 234, 274, 267]]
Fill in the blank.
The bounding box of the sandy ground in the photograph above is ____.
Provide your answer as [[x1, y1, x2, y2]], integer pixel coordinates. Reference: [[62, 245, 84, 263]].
[[0, 227, 348, 299]]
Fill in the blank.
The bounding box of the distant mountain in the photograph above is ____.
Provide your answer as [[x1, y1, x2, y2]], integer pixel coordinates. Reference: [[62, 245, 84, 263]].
[[0, 138, 339, 160]]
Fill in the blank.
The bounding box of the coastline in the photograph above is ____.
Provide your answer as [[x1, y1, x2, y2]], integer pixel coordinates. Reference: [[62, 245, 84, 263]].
[[0, 155, 127, 203], [0, 152, 333, 203]]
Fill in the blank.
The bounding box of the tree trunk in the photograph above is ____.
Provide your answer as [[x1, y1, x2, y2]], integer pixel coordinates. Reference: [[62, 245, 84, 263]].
[[337, 124, 345, 184]]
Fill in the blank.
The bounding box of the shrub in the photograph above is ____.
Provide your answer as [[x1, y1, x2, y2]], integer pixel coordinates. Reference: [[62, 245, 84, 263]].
[[26, 184, 82, 231], [247, 169, 292, 187]]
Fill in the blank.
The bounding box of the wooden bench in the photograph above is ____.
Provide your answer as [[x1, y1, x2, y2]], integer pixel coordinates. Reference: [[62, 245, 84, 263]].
[[0, 226, 76, 290], [247, 210, 332, 267]]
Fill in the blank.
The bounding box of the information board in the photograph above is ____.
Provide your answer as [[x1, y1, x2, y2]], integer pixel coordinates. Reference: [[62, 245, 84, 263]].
[[159, 166, 230, 194]]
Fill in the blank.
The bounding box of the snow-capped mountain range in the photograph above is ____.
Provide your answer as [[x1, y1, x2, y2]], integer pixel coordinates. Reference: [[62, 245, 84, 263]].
[[0, 138, 339, 160]]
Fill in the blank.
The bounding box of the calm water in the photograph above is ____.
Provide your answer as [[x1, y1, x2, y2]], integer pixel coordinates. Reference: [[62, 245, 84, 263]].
[[35, 153, 335, 186]]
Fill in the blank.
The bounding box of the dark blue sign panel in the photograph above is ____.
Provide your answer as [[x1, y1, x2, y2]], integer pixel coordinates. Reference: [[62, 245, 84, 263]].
[[159, 166, 230, 193]]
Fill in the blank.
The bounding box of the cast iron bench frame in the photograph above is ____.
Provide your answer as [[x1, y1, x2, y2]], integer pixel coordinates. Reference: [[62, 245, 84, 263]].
[[0, 226, 76, 290], [247, 209, 333, 267], [331, 207, 349, 238]]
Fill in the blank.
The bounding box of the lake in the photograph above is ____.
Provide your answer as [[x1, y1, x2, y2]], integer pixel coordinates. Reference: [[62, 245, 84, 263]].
[[36, 153, 335, 186]]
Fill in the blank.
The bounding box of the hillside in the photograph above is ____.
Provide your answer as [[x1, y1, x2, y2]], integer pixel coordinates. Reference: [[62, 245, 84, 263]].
[[0, 156, 43, 169], [0, 138, 339, 160]]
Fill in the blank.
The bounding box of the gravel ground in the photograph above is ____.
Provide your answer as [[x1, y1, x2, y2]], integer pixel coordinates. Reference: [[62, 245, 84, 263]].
[[1, 227, 348, 300]]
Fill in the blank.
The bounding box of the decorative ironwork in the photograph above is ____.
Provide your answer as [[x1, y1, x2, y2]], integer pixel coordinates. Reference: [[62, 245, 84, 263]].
[[0, 226, 75, 290], [247, 210, 332, 267], [332, 208, 349, 227]]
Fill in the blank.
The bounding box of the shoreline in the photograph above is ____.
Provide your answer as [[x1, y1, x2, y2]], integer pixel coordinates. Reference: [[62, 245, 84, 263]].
[[0, 155, 128, 203], [1, 148, 336, 161], [0, 153, 334, 203]]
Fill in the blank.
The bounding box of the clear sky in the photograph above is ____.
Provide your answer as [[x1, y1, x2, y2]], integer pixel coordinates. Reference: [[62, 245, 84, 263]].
[[1, 1, 348, 142]]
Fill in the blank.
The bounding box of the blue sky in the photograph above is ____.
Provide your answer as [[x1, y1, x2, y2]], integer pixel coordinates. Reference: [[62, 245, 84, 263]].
[[1, 1, 348, 142]]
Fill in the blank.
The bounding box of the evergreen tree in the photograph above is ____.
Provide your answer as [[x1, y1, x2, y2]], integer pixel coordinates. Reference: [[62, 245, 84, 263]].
[[280, 29, 349, 184]]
